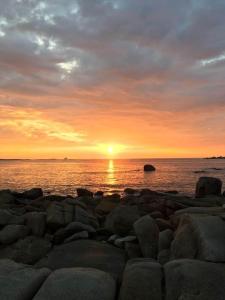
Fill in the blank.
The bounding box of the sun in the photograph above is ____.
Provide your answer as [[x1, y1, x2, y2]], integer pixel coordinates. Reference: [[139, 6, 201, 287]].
[[107, 145, 114, 154]]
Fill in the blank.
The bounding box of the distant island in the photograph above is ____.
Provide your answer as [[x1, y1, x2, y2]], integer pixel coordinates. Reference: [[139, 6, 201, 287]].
[[204, 156, 225, 159]]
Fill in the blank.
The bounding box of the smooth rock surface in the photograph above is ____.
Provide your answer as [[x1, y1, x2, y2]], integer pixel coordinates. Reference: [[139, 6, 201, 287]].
[[0, 224, 29, 245], [26, 212, 46, 237], [33, 267, 116, 300]]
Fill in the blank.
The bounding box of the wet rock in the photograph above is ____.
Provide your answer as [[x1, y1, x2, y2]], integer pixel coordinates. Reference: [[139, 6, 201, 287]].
[[165, 259, 225, 300], [144, 164, 156, 172], [124, 188, 138, 195], [22, 188, 43, 200], [119, 258, 162, 300], [0, 236, 52, 264], [195, 177, 222, 198], [0, 259, 50, 300], [105, 205, 140, 236], [77, 188, 93, 197], [0, 224, 29, 245], [36, 239, 126, 280], [134, 215, 159, 258], [26, 212, 46, 237], [33, 268, 116, 300]]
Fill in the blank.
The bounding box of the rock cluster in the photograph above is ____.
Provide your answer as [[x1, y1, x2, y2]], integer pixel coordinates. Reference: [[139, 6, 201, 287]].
[[0, 176, 225, 299]]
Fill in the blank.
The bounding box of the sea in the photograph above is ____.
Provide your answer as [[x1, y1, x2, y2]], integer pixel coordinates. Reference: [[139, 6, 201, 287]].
[[0, 158, 225, 197]]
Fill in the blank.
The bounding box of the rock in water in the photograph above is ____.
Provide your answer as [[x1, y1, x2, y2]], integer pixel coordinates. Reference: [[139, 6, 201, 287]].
[[22, 188, 43, 200], [33, 268, 116, 300], [165, 259, 225, 300], [134, 215, 159, 258], [36, 239, 126, 280], [144, 164, 156, 172], [119, 258, 162, 300], [195, 176, 222, 198], [0, 259, 50, 300]]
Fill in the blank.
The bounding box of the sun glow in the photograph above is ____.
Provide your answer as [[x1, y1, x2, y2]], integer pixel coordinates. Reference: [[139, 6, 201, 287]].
[[107, 145, 114, 154], [97, 143, 126, 157]]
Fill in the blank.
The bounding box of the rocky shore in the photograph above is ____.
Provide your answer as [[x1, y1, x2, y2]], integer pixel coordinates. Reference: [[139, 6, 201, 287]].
[[0, 176, 225, 299]]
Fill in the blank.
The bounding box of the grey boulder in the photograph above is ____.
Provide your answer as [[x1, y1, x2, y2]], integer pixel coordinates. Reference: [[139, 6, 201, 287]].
[[0, 224, 29, 245]]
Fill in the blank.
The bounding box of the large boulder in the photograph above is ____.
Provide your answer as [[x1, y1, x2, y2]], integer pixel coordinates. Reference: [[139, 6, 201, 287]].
[[0, 209, 25, 226], [77, 188, 93, 197], [165, 259, 225, 300], [0, 224, 29, 245], [171, 215, 225, 262], [0, 189, 15, 208], [0, 259, 50, 300], [105, 205, 140, 236], [119, 258, 162, 300], [134, 215, 159, 258], [36, 239, 126, 280], [26, 212, 46, 237], [22, 188, 43, 200], [159, 229, 173, 252], [33, 267, 115, 300], [46, 203, 65, 229], [195, 177, 222, 198], [0, 236, 52, 264], [144, 164, 156, 172]]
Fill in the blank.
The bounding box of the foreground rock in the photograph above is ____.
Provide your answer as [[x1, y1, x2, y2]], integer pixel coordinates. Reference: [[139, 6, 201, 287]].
[[0, 259, 50, 300], [171, 215, 225, 262], [119, 258, 162, 300], [134, 215, 159, 258], [165, 259, 225, 300], [195, 176, 222, 198], [0, 224, 29, 245], [34, 268, 116, 300], [36, 239, 126, 280]]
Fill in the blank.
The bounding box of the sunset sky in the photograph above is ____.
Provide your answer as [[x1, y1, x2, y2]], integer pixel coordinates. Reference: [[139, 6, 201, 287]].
[[0, 0, 225, 158]]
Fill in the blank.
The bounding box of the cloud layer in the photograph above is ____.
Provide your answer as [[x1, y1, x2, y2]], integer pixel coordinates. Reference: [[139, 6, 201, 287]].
[[0, 0, 225, 157]]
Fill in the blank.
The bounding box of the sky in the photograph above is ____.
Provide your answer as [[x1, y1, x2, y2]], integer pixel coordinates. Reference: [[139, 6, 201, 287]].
[[0, 0, 225, 158]]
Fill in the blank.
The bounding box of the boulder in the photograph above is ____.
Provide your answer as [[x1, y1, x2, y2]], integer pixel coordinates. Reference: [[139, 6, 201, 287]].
[[64, 231, 89, 243], [77, 188, 93, 197], [95, 199, 118, 215], [0, 259, 50, 300], [119, 258, 162, 300], [156, 218, 173, 231], [114, 236, 137, 248], [134, 215, 159, 258], [125, 242, 142, 259], [171, 215, 225, 262], [0, 189, 15, 208], [0, 236, 52, 264], [165, 259, 225, 300], [105, 205, 140, 236], [33, 268, 116, 300], [0, 225, 29, 245], [22, 188, 43, 200], [0, 209, 25, 226], [144, 164, 156, 172], [195, 177, 222, 198], [159, 229, 173, 252], [46, 203, 65, 229], [158, 249, 171, 265], [26, 212, 46, 237], [36, 240, 126, 280]]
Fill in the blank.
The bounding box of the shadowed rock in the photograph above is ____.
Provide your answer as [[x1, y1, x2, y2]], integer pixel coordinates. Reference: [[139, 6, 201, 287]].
[[195, 177, 222, 198], [143, 164, 156, 172]]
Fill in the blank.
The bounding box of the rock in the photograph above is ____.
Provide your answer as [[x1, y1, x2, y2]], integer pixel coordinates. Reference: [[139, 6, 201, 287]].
[[64, 231, 89, 243], [195, 177, 222, 198], [95, 199, 118, 215], [119, 258, 162, 300], [124, 188, 138, 195], [33, 268, 116, 300], [46, 203, 65, 229], [0, 189, 15, 208], [26, 212, 46, 237], [75, 205, 98, 227], [144, 164, 156, 172], [158, 249, 170, 265], [22, 188, 43, 200], [159, 229, 173, 252], [156, 218, 173, 231], [165, 259, 225, 300], [94, 191, 104, 199], [171, 215, 225, 262], [36, 240, 126, 280], [125, 243, 142, 259], [105, 205, 140, 236], [150, 211, 164, 219], [77, 188, 93, 197], [0, 236, 52, 264], [175, 206, 225, 216], [0, 224, 29, 245], [134, 215, 159, 258], [114, 236, 137, 248], [0, 259, 50, 300]]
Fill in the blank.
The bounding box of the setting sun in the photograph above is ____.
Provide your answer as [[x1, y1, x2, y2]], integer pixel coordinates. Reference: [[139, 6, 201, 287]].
[[107, 146, 114, 154]]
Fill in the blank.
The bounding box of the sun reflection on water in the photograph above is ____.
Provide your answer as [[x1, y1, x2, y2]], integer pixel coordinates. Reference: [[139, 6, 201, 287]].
[[106, 159, 115, 186]]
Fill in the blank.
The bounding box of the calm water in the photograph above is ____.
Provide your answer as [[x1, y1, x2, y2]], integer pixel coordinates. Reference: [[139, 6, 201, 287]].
[[0, 159, 225, 196]]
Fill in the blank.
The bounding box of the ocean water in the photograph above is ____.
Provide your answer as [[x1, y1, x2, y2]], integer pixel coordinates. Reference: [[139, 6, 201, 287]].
[[0, 158, 225, 196]]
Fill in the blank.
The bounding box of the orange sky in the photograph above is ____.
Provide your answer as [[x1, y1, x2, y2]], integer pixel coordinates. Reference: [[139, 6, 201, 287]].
[[0, 1, 225, 159]]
